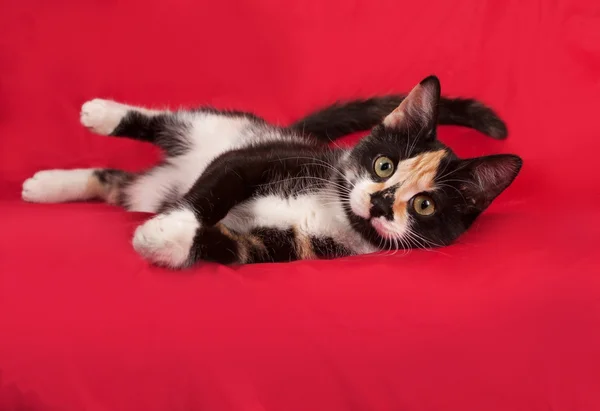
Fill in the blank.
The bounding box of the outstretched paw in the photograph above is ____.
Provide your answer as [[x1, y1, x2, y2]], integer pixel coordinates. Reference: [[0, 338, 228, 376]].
[[80, 99, 128, 135], [132, 208, 200, 268], [22, 169, 94, 203]]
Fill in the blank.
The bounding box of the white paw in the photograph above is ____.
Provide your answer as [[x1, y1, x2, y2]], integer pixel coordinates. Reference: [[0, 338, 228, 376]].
[[22, 169, 94, 203], [80, 99, 128, 135], [132, 208, 200, 268]]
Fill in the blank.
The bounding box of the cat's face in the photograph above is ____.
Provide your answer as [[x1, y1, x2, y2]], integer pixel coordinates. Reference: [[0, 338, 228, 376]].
[[342, 76, 522, 249]]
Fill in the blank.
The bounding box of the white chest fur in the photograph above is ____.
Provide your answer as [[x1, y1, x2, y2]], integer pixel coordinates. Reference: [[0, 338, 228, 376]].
[[223, 194, 342, 233], [222, 194, 376, 254]]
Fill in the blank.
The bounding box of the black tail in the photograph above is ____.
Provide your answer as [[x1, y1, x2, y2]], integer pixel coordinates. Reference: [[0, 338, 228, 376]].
[[290, 95, 507, 142]]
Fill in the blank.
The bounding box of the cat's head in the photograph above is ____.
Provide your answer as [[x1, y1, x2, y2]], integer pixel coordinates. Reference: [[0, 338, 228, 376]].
[[342, 75, 522, 249]]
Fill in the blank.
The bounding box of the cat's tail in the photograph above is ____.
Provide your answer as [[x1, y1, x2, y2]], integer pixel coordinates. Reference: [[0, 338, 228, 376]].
[[290, 95, 508, 142]]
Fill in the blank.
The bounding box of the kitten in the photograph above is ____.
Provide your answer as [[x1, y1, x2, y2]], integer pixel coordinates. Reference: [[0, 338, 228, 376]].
[[22, 76, 522, 268]]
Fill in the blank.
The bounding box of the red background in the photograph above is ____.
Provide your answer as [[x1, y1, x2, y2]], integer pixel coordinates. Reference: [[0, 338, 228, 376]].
[[1, 0, 600, 410]]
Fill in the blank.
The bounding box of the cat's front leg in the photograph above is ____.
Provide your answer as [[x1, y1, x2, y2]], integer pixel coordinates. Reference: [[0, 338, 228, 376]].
[[133, 208, 353, 267], [132, 206, 257, 268]]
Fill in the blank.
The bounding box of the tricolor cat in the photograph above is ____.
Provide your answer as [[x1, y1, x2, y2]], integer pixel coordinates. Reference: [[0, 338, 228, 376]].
[[22, 76, 521, 268]]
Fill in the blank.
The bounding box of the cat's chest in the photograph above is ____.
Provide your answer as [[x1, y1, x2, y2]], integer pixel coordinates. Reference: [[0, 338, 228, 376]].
[[221, 194, 347, 236]]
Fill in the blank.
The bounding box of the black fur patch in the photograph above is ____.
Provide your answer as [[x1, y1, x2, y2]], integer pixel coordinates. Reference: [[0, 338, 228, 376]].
[[110, 111, 191, 156], [310, 236, 351, 259], [191, 226, 239, 265], [189, 225, 305, 265], [250, 227, 297, 263], [438, 98, 508, 139]]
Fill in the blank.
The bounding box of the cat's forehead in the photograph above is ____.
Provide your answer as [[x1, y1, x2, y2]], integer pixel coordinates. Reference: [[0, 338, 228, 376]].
[[349, 149, 449, 203], [385, 149, 447, 198], [357, 126, 450, 160]]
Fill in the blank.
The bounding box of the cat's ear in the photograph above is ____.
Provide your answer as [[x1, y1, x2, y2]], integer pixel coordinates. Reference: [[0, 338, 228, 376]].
[[457, 154, 523, 210], [382, 75, 440, 136]]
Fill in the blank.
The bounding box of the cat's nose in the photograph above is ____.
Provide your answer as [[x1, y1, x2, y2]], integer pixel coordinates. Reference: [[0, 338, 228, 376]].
[[370, 194, 392, 219]]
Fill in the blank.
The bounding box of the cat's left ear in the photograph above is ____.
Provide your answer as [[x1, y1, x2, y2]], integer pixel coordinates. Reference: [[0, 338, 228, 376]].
[[457, 154, 523, 211], [382, 75, 440, 140]]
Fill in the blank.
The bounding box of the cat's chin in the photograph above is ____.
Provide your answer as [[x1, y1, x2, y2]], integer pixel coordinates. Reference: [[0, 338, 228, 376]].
[[370, 217, 399, 240]]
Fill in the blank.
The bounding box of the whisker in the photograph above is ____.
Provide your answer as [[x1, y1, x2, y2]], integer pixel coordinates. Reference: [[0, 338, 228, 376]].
[[407, 123, 426, 158], [255, 176, 351, 194], [391, 237, 400, 256], [435, 161, 472, 182], [303, 161, 355, 186], [404, 123, 411, 159], [399, 235, 411, 256], [407, 232, 451, 256], [439, 178, 480, 189], [406, 227, 445, 250], [271, 156, 355, 187]]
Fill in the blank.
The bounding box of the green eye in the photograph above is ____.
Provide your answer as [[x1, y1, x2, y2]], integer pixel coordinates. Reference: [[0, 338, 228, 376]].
[[373, 156, 395, 178], [412, 194, 436, 216]]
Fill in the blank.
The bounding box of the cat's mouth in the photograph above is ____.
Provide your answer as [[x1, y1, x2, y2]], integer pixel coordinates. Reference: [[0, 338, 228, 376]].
[[370, 216, 398, 239]]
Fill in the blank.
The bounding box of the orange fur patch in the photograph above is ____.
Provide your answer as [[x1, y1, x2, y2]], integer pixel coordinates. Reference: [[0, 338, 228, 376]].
[[389, 150, 446, 197], [215, 223, 269, 264], [85, 175, 120, 204], [216, 223, 250, 263], [293, 227, 316, 260]]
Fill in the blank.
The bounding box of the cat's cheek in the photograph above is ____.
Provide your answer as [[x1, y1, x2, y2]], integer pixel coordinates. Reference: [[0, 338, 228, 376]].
[[349, 180, 373, 219], [343, 163, 360, 182]]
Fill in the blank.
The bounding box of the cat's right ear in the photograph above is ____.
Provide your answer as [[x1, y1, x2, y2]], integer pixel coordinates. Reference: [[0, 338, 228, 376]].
[[382, 76, 441, 139]]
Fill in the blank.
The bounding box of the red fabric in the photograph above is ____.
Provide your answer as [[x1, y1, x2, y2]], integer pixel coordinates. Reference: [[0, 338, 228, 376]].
[[1, 0, 600, 410]]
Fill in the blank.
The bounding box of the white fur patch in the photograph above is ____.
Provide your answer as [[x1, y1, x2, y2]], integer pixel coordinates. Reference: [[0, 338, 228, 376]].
[[22, 169, 95, 203], [349, 178, 373, 219], [80, 99, 130, 135], [132, 208, 200, 268], [224, 194, 341, 234]]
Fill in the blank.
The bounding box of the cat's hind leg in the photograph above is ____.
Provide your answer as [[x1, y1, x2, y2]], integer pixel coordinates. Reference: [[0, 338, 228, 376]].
[[80, 99, 190, 156], [22, 168, 133, 206]]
